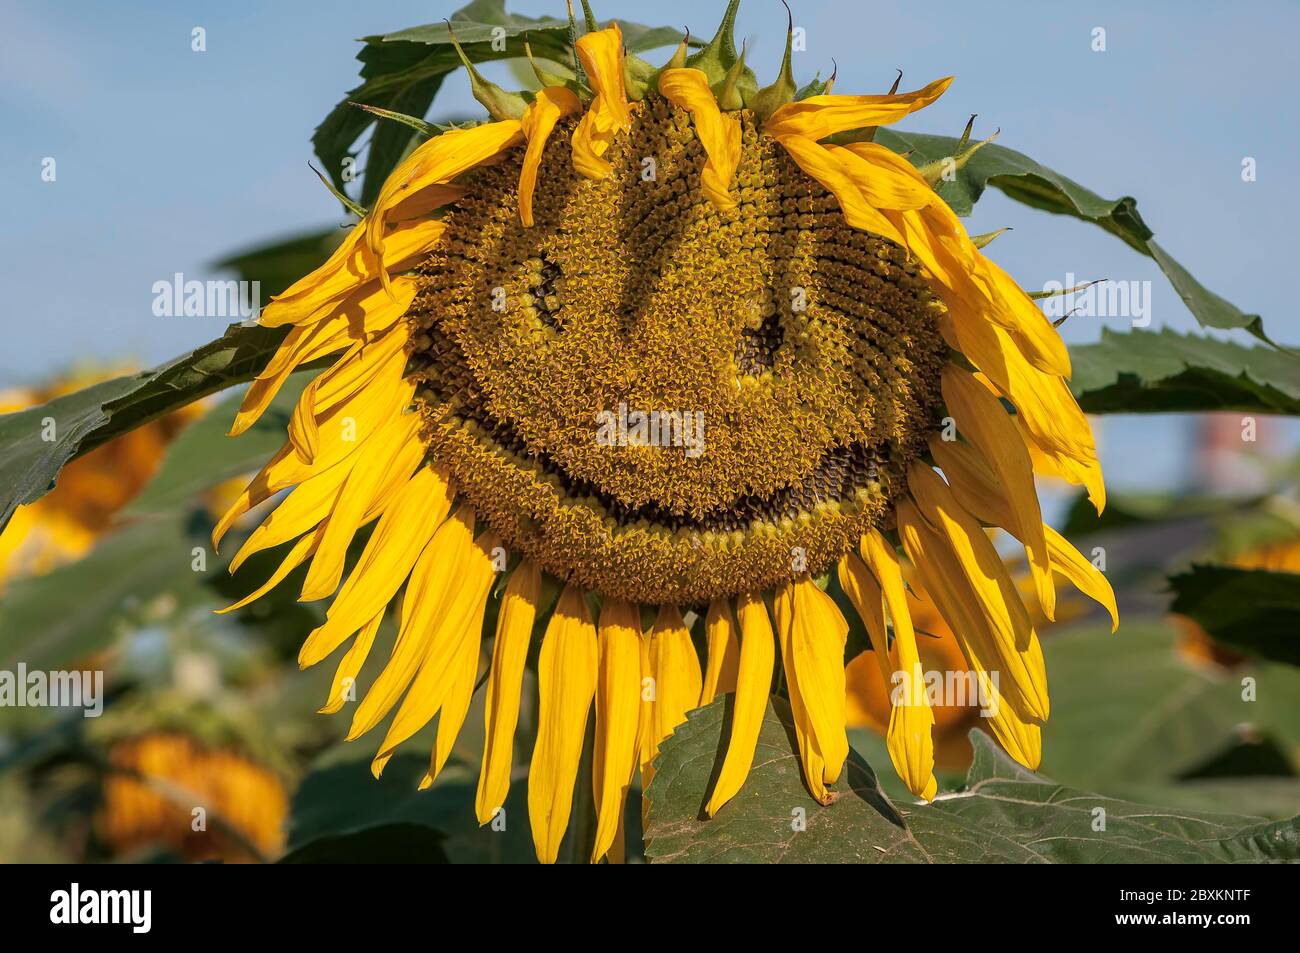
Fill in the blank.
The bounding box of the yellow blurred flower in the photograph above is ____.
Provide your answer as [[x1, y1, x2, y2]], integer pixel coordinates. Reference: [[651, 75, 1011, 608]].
[[0, 370, 202, 585], [97, 732, 287, 863]]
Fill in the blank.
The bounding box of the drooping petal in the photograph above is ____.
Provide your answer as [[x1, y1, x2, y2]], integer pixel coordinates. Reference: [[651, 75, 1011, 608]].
[[762, 76, 952, 140], [941, 365, 1055, 622], [787, 577, 850, 784], [705, 591, 775, 816], [700, 598, 741, 705], [216, 529, 319, 614], [319, 609, 384, 715], [263, 218, 447, 327], [591, 597, 642, 863], [230, 278, 415, 437], [837, 551, 894, 688], [298, 465, 454, 668], [298, 413, 424, 602], [570, 25, 631, 179], [518, 86, 582, 226], [860, 531, 937, 800], [773, 582, 829, 803], [641, 604, 703, 796], [773, 135, 905, 244], [658, 67, 742, 212], [930, 436, 1118, 631], [345, 506, 476, 738], [528, 584, 598, 864], [421, 590, 490, 788], [825, 142, 934, 211], [366, 121, 524, 291], [896, 492, 1047, 727], [369, 529, 500, 778], [475, 558, 542, 825]]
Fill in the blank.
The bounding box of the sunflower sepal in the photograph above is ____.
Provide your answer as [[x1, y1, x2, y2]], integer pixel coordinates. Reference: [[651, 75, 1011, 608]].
[[308, 161, 366, 218], [446, 19, 530, 121], [349, 102, 443, 140], [715, 42, 751, 111], [685, 0, 755, 98], [918, 118, 1000, 188], [524, 41, 579, 92], [747, 6, 796, 122]]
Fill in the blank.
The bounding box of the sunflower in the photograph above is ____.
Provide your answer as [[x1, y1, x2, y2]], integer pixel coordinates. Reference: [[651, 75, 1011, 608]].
[[215, 1, 1118, 862], [98, 732, 288, 863], [0, 372, 202, 586]]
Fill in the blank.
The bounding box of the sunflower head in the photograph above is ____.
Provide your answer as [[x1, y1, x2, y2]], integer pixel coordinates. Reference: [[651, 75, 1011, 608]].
[[218, 0, 1115, 863]]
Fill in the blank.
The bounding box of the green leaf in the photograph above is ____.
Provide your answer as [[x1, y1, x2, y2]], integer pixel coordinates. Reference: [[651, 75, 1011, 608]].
[[285, 742, 538, 864], [643, 694, 1300, 862], [1039, 621, 1300, 787], [0, 323, 288, 536], [1169, 566, 1300, 667], [875, 130, 1272, 342], [1069, 327, 1300, 415], [278, 823, 451, 863], [0, 384, 305, 674]]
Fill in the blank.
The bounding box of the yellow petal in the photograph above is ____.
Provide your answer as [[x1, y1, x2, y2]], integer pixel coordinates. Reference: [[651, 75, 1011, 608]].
[[528, 584, 598, 864], [941, 312, 1097, 465], [699, 598, 740, 705], [773, 582, 830, 803], [298, 413, 423, 602], [591, 597, 643, 863], [288, 376, 322, 464], [941, 365, 1055, 621], [930, 436, 1117, 632], [346, 506, 476, 737], [475, 558, 542, 825], [896, 490, 1048, 724], [1044, 525, 1119, 632], [837, 551, 893, 688], [369, 529, 499, 776], [570, 25, 631, 179], [826, 141, 934, 211], [421, 603, 487, 787], [297, 465, 453, 668], [705, 591, 776, 816], [230, 278, 414, 437], [519, 86, 582, 226], [646, 604, 703, 768], [775, 135, 905, 244], [763, 76, 952, 140], [366, 120, 524, 291], [788, 577, 850, 784], [319, 609, 384, 715], [263, 218, 446, 327], [216, 529, 319, 614], [658, 67, 741, 212], [860, 531, 937, 800]]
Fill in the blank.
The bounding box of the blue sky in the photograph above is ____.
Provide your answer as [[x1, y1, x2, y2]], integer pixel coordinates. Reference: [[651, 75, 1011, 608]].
[[3, 0, 1296, 491]]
